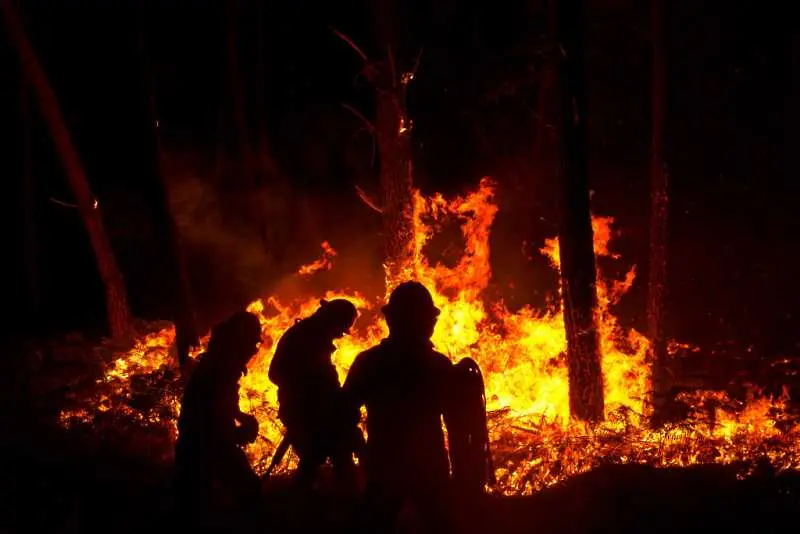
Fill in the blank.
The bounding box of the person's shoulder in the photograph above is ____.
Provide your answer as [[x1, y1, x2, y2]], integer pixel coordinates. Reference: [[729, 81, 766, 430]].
[[345, 346, 379, 382], [275, 319, 310, 348], [431, 350, 454, 369], [354, 344, 382, 362], [352, 343, 389, 368]]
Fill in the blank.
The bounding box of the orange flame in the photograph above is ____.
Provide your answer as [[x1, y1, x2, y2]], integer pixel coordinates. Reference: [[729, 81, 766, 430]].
[[297, 241, 337, 277]]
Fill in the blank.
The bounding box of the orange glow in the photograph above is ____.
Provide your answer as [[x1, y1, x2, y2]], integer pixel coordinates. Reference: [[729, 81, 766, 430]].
[[60, 178, 800, 494]]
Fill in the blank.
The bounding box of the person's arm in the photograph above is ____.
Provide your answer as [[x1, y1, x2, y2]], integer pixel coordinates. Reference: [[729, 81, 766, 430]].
[[439, 356, 458, 436], [233, 406, 259, 445]]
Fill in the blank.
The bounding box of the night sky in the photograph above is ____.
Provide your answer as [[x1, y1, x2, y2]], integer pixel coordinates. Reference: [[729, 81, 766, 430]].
[[2, 1, 797, 358]]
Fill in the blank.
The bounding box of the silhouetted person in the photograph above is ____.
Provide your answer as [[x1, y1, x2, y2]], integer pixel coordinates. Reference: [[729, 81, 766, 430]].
[[343, 281, 456, 533], [174, 311, 262, 530], [268, 299, 361, 490]]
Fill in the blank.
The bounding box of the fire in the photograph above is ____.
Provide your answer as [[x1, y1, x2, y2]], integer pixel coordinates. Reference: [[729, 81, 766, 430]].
[[59, 178, 800, 494], [297, 241, 337, 277]]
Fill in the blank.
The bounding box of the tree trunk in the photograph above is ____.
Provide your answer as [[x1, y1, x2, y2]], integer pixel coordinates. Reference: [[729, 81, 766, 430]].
[[148, 99, 199, 367], [226, 0, 270, 252], [2, 0, 133, 340], [19, 77, 41, 319], [553, 0, 604, 422], [226, 0, 255, 182], [137, 7, 199, 367], [374, 0, 416, 286], [253, 2, 275, 184], [648, 0, 670, 424], [376, 91, 416, 284], [252, 2, 293, 253]]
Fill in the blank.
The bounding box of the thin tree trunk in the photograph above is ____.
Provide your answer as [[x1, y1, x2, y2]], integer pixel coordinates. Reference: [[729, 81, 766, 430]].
[[227, 0, 255, 182], [648, 0, 670, 424], [553, 0, 604, 422], [2, 0, 133, 340], [253, 2, 275, 184], [137, 6, 199, 367], [252, 2, 294, 253], [19, 78, 41, 319], [148, 96, 199, 367], [374, 0, 416, 286], [227, 0, 270, 252]]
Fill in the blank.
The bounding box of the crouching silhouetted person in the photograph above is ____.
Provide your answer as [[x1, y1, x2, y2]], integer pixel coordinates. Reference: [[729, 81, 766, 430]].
[[268, 299, 362, 491], [343, 281, 456, 534], [174, 311, 263, 530]]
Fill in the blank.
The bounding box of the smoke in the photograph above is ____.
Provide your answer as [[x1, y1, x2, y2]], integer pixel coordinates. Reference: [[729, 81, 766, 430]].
[[160, 151, 385, 327], [160, 152, 294, 322]]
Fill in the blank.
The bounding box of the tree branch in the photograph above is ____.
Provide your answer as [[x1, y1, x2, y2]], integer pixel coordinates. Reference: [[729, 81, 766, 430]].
[[355, 185, 384, 214], [341, 103, 375, 132], [330, 27, 368, 62], [49, 197, 78, 209]]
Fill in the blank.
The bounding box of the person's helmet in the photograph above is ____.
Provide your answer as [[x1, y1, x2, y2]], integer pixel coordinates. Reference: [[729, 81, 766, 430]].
[[381, 281, 440, 320], [208, 311, 262, 360], [316, 299, 358, 333], [224, 311, 262, 346]]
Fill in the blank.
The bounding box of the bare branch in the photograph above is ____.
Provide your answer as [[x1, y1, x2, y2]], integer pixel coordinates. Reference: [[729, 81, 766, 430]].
[[341, 103, 375, 132], [49, 197, 78, 209], [355, 185, 384, 214], [330, 27, 368, 62]]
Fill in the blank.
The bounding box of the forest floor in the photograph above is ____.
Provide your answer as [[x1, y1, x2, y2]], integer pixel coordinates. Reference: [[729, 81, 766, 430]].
[[2, 331, 800, 533]]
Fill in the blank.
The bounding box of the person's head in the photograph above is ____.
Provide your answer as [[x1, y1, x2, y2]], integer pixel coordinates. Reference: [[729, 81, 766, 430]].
[[313, 299, 358, 339], [381, 281, 440, 341], [207, 311, 262, 376]]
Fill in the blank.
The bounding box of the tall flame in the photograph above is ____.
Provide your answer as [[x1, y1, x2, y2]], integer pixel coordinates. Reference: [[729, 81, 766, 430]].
[[60, 178, 800, 494]]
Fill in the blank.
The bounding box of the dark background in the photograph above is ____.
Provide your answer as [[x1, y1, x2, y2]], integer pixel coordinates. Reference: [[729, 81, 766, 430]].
[[2, 0, 797, 359]]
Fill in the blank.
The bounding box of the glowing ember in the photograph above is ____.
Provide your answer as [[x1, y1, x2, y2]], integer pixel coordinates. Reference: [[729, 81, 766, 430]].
[[60, 178, 800, 494]]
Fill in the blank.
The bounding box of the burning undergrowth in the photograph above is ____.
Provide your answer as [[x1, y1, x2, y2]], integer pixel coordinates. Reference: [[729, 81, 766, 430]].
[[57, 178, 800, 495]]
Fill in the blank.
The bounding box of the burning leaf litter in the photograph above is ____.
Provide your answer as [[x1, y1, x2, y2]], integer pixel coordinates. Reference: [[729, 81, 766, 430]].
[[59, 178, 800, 495]]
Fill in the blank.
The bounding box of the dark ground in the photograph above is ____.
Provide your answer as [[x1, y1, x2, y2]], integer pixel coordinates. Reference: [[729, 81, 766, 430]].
[[2, 418, 799, 533], [2, 345, 799, 534]]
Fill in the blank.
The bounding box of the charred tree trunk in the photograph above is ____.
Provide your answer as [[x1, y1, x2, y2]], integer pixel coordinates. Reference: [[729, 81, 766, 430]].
[[2, 0, 133, 340], [147, 100, 199, 367], [648, 0, 670, 424], [376, 88, 415, 284], [553, 0, 604, 422], [253, 2, 275, 184], [530, 0, 561, 243], [136, 9, 199, 367], [226, 0, 255, 182], [252, 3, 292, 251], [373, 0, 416, 286], [19, 78, 41, 318], [226, 0, 270, 252]]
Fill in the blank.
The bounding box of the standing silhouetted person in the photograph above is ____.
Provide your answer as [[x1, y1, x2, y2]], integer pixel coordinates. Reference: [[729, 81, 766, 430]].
[[268, 299, 362, 490], [174, 311, 262, 530], [343, 281, 456, 533]]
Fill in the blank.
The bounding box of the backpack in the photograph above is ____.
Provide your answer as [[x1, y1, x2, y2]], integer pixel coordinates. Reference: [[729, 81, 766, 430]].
[[448, 357, 496, 494]]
